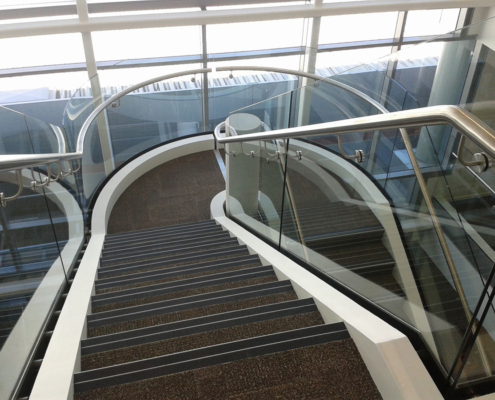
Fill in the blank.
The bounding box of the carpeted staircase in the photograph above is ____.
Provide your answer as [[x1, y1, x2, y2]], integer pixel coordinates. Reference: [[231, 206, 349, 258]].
[[73, 220, 382, 400]]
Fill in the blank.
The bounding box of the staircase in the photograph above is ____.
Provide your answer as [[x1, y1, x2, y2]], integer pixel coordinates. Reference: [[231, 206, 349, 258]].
[[73, 220, 381, 400]]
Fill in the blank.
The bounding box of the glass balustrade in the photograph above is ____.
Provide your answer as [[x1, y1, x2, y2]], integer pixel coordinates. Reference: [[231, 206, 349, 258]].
[[225, 16, 495, 394], [0, 105, 84, 400]]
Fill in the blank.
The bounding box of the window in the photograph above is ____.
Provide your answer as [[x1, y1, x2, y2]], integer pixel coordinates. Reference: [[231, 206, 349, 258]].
[[92, 26, 202, 62], [0, 33, 85, 69], [404, 9, 460, 37], [207, 19, 305, 54], [316, 47, 392, 75], [319, 12, 398, 44]]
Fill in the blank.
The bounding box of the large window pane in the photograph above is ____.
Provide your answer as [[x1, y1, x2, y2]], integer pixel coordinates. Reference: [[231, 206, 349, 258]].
[[209, 55, 301, 73], [404, 9, 460, 37], [319, 12, 398, 44], [97, 64, 203, 88], [207, 2, 306, 10], [316, 47, 392, 72], [0, 33, 85, 69], [207, 19, 305, 54], [0, 0, 73, 6], [88, 7, 201, 17], [92, 26, 202, 62]]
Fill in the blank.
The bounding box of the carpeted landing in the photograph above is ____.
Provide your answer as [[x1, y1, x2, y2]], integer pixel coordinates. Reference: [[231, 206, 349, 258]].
[[106, 151, 226, 234], [75, 221, 382, 399]]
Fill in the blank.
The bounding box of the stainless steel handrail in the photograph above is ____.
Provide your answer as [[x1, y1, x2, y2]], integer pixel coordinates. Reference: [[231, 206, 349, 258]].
[[214, 105, 495, 150], [0, 65, 413, 172]]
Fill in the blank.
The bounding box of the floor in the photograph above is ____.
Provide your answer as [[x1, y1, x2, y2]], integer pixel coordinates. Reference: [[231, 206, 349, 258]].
[[107, 150, 225, 234]]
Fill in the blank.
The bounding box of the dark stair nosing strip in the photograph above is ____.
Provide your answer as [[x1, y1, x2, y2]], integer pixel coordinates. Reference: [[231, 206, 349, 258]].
[[95, 255, 261, 290], [82, 298, 315, 349], [100, 238, 240, 267], [82, 301, 318, 356], [104, 220, 217, 242], [97, 246, 249, 278], [87, 280, 293, 328], [92, 266, 275, 305], [102, 231, 230, 255], [74, 323, 348, 393]]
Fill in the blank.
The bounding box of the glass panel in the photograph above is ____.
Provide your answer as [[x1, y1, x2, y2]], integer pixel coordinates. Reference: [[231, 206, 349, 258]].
[[226, 138, 288, 246], [318, 12, 398, 44], [404, 9, 461, 37], [0, 108, 76, 398], [0, 0, 74, 7], [208, 56, 301, 71], [207, 19, 305, 54], [92, 26, 202, 62], [224, 16, 495, 385], [208, 66, 299, 131], [97, 64, 203, 88], [0, 33, 85, 69], [207, 2, 306, 10], [0, 71, 89, 108], [89, 7, 201, 17], [456, 263, 495, 384], [315, 47, 393, 73], [67, 71, 205, 202]]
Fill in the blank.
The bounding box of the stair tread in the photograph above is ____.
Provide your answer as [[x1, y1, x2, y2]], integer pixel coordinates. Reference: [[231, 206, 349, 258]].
[[100, 238, 240, 267], [93, 266, 273, 303], [98, 247, 251, 279], [95, 259, 263, 295], [92, 274, 278, 314], [81, 311, 324, 371], [88, 288, 297, 338], [105, 220, 216, 242], [82, 298, 315, 350], [73, 340, 381, 400]]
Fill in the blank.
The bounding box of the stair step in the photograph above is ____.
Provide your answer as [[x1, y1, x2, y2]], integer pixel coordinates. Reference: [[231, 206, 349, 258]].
[[92, 275, 278, 314], [100, 237, 240, 267], [102, 230, 231, 259], [95, 255, 261, 293], [102, 226, 228, 253], [87, 280, 293, 332], [104, 220, 217, 243], [81, 298, 315, 354], [97, 246, 250, 279], [92, 266, 276, 309], [74, 323, 348, 393], [81, 308, 324, 370]]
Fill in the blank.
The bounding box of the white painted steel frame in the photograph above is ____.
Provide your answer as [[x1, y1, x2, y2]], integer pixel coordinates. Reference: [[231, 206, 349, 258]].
[[0, 1, 488, 39]]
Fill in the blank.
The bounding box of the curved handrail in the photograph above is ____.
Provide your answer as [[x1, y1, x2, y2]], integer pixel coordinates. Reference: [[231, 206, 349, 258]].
[[1, 67, 493, 173], [0, 68, 211, 172]]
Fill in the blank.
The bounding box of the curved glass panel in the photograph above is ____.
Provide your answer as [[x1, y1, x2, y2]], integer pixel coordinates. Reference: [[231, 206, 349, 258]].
[[0, 106, 84, 400], [225, 15, 495, 391]]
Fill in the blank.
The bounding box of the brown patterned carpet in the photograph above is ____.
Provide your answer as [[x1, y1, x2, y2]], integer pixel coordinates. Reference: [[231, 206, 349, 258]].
[[75, 340, 382, 400]]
